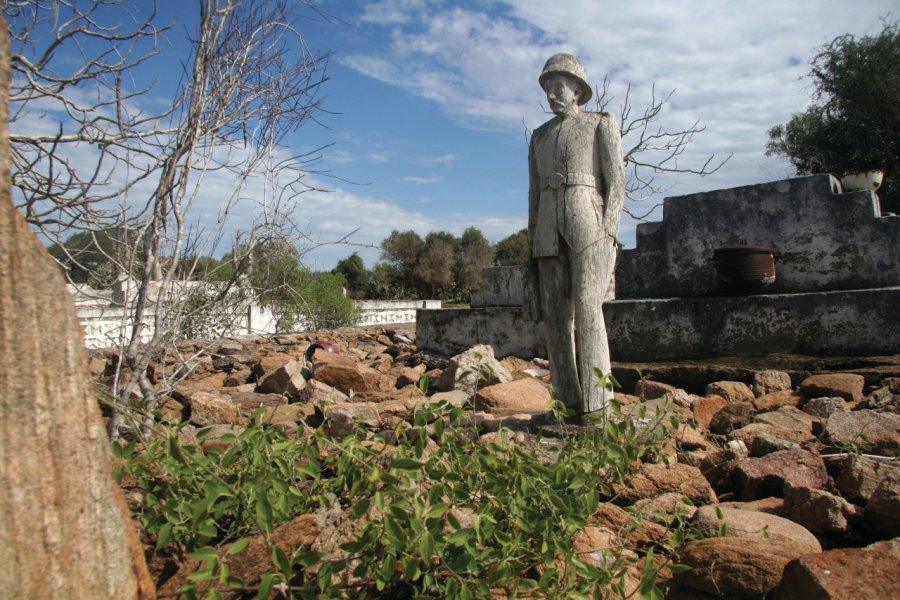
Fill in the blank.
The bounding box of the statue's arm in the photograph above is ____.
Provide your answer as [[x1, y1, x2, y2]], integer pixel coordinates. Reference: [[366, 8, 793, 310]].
[[526, 134, 542, 321], [597, 113, 626, 239], [527, 137, 539, 250]]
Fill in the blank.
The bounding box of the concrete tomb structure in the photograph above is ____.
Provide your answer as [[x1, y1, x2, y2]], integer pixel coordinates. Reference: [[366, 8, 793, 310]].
[[417, 174, 900, 363]]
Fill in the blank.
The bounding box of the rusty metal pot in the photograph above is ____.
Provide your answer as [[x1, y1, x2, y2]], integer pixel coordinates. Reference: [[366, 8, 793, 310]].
[[711, 245, 778, 294]]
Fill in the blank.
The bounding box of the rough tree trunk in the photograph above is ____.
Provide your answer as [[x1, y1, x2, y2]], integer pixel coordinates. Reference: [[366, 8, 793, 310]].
[[0, 15, 155, 599]]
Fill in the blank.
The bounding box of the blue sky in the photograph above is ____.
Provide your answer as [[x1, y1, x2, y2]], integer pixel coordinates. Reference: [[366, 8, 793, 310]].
[[19, 1, 897, 271]]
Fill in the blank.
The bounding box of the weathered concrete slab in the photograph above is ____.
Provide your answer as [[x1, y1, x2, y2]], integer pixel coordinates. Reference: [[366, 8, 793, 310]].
[[416, 306, 545, 359], [470, 266, 528, 307], [417, 286, 900, 362], [616, 175, 900, 298], [604, 286, 900, 361]]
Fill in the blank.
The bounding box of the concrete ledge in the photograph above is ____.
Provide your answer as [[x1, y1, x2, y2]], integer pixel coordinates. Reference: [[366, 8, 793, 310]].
[[417, 287, 900, 361], [606, 286, 900, 361], [416, 306, 545, 359]]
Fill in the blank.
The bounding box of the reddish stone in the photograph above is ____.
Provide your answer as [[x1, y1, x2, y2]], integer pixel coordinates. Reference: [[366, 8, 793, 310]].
[[709, 401, 755, 434], [823, 410, 900, 456], [799, 373, 865, 404], [474, 377, 552, 416], [774, 539, 900, 600], [692, 505, 820, 551], [751, 370, 793, 397], [706, 380, 755, 403], [677, 537, 813, 599], [296, 379, 348, 404], [692, 395, 727, 430], [753, 390, 805, 412], [186, 390, 245, 427], [255, 358, 307, 396], [611, 462, 717, 506], [634, 379, 678, 400], [313, 363, 368, 397], [733, 448, 828, 501], [251, 353, 295, 380]]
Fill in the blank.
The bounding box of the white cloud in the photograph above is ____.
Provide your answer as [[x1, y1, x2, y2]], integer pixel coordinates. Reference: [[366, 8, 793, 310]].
[[415, 153, 458, 166], [329, 149, 354, 164], [364, 151, 392, 163], [403, 175, 442, 184], [358, 0, 428, 24]]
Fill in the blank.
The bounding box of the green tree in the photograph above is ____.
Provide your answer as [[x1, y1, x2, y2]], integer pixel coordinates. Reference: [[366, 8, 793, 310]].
[[250, 241, 309, 331], [333, 252, 369, 299], [493, 228, 530, 266], [415, 231, 458, 298], [379, 230, 425, 296], [248, 240, 359, 332], [300, 272, 361, 330], [454, 226, 494, 295], [767, 20, 900, 212], [48, 227, 137, 287]]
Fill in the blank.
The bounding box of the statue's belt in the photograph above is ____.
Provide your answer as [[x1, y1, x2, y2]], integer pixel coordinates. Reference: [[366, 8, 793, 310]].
[[541, 172, 599, 190]]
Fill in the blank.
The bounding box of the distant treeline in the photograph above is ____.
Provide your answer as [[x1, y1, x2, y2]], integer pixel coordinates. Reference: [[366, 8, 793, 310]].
[[48, 226, 530, 303]]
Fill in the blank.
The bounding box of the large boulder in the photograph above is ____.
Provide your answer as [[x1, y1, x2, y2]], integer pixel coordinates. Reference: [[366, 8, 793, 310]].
[[822, 410, 900, 456], [590, 503, 670, 548], [774, 539, 900, 600], [255, 358, 307, 397], [799, 373, 865, 404], [692, 505, 820, 552], [474, 377, 552, 416], [749, 432, 800, 456], [864, 468, 900, 539], [319, 402, 380, 435], [752, 390, 805, 412], [751, 406, 819, 438], [313, 362, 369, 397], [611, 463, 717, 506], [783, 486, 857, 534], [692, 395, 727, 430], [834, 454, 899, 502], [224, 391, 288, 419], [437, 344, 512, 396], [731, 422, 815, 447], [733, 448, 828, 500], [677, 537, 814, 599], [706, 381, 755, 403], [252, 353, 298, 381], [800, 396, 848, 418], [752, 370, 793, 398], [297, 379, 349, 404], [634, 379, 678, 400], [186, 390, 245, 426], [709, 401, 755, 434], [861, 385, 900, 413]]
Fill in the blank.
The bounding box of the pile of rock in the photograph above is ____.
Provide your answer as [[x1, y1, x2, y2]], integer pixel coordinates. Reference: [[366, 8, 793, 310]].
[[95, 329, 900, 598]]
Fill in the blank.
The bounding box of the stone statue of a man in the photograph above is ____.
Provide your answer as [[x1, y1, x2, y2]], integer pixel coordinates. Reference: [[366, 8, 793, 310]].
[[528, 53, 625, 415]]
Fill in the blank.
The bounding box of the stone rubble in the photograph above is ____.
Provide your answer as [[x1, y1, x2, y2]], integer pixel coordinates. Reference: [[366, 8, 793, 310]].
[[95, 329, 900, 599]]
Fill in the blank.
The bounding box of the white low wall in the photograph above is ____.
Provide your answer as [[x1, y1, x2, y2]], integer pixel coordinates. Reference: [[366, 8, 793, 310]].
[[355, 300, 441, 327], [69, 285, 440, 349]]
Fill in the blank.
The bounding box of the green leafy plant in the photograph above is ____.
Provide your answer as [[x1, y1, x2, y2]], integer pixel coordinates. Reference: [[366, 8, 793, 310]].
[[118, 379, 695, 598]]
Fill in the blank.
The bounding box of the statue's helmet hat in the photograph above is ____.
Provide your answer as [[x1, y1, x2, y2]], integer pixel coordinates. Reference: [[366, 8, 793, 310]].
[[539, 53, 592, 105]]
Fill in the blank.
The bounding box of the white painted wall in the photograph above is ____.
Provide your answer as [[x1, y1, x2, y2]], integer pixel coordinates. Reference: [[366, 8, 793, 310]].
[[68, 285, 440, 349]]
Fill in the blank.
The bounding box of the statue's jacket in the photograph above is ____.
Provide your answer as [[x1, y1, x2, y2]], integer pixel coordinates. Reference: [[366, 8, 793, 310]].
[[528, 111, 624, 259]]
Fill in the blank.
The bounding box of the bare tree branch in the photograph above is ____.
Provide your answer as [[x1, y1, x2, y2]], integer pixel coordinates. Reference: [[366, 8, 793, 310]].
[[7, 0, 339, 440], [593, 75, 732, 220]]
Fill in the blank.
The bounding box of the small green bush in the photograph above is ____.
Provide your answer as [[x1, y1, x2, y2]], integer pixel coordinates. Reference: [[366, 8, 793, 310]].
[[118, 398, 694, 599]]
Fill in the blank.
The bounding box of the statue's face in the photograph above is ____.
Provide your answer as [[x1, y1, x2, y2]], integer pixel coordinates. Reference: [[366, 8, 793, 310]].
[[544, 73, 580, 115]]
